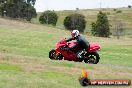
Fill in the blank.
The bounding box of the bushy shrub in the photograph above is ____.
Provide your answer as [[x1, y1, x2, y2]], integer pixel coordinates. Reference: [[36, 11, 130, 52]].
[[63, 13, 86, 32], [39, 10, 58, 26], [116, 10, 122, 13]]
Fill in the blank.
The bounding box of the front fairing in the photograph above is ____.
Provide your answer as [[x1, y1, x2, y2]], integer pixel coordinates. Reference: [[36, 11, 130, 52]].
[[55, 39, 67, 49], [55, 39, 67, 54]]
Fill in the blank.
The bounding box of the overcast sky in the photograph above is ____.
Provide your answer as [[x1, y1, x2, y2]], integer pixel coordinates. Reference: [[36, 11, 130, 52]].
[[35, 0, 132, 12]]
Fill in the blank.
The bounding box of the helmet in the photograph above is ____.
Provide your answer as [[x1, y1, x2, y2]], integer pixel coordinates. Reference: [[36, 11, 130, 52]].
[[71, 30, 79, 38]]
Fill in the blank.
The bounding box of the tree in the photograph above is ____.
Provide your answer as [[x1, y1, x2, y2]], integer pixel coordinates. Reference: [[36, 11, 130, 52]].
[[0, 0, 7, 16], [91, 11, 111, 37], [0, 0, 6, 4], [91, 22, 97, 36], [116, 10, 122, 13], [63, 13, 86, 32], [113, 8, 117, 11], [27, 0, 36, 6], [0, 0, 37, 21], [39, 10, 58, 26], [128, 5, 131, 8], [22, 3, 37, 21]]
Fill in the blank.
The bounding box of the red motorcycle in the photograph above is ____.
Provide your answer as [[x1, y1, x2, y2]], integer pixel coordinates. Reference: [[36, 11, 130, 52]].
[[49, 38, 101, 64]]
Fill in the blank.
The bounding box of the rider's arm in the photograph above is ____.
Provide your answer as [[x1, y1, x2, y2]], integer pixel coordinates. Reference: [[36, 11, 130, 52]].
[[70, 43, 78, 50], [65, 37, 75, 42]]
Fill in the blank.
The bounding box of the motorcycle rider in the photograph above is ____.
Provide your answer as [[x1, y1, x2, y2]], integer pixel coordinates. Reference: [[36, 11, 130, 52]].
[[66, 30, 89, 61]]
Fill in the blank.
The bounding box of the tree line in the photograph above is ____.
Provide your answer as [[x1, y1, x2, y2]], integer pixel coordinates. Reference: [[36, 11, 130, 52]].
[[0, 1, 122, 38], [39, 10, 111, 37]]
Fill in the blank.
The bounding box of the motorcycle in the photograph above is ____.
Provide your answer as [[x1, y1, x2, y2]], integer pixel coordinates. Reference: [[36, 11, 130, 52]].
[[49, 38, 101, 64]]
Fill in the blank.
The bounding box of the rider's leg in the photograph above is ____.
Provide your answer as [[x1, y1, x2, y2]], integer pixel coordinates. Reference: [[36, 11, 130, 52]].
[[76, 49, 85, 61]]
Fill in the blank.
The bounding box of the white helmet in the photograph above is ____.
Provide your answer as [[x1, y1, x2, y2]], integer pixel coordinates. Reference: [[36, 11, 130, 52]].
[[71, 30, 79, 38]]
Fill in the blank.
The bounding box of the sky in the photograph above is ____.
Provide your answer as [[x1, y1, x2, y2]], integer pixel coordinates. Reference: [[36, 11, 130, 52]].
[[35, 0, 132, 12]]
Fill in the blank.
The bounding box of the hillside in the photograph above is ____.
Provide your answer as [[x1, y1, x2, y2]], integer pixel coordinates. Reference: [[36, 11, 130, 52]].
[[0, 18, 132, 88], [32, 8, 132, 36]]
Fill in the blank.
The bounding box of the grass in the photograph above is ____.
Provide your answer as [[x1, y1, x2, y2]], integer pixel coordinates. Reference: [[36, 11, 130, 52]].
[[0, 18, 132, 88], [0, 27, 57, 58], [0, 63, 22, 71]]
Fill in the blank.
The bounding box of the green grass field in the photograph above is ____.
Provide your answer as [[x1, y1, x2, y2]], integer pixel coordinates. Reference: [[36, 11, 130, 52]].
[[0, 18, 132, 88]]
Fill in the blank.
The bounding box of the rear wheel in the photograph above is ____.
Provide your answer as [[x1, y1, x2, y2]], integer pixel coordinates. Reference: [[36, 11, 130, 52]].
[[49, 49, 56, 60], [84, 52, 100, 64], [77, 58, 84, 62]]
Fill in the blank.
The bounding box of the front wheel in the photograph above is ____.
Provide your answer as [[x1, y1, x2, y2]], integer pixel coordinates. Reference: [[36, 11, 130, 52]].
[[56, 53, 63, 60], [49, 49, 56, 60], [84, 52, 100, 64]]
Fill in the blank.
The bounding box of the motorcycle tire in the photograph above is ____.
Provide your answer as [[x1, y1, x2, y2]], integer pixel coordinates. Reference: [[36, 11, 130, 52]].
[[77, 58, 84, 62], [56, 53, 63, 60], [84, 52, 100, 64], [49, 49, 56, 60]]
